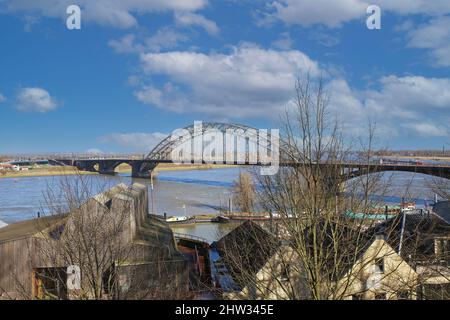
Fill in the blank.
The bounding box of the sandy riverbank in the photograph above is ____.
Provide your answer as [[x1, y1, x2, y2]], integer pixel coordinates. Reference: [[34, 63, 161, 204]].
[[113, 163, 240, 174], [386, 155, 450, 162], [0, 166, 97, 179], [0, 163, 240, 179]]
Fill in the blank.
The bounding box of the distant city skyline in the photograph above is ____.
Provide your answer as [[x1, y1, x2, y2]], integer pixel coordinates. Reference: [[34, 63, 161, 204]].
[[0, 1, 449, 154]]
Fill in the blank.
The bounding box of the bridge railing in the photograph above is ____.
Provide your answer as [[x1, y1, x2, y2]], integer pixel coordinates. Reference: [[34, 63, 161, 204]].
[[172, 232, 209, 244], [54, 154, 146, 160]]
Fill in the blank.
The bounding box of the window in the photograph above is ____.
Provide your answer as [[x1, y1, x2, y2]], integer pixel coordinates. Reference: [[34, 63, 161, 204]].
[[49, 224, 65, 240], [435, 238, 450, 258], [397, 291, 410, 300], [33, 268, 67, 300], [374, 292, 387, 300], [375, 258, 384, 273]]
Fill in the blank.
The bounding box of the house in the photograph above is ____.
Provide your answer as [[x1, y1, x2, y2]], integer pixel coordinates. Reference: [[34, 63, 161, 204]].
[[432, 201, 450, 225], [368, 212, 450, 299], [0, 164, 18, 171], [212, 221, 305, 300], [300, 220, 419, 300], [335, 235, 418, 300], [213, 218, 430, 300], [0, 183, 189, 300]]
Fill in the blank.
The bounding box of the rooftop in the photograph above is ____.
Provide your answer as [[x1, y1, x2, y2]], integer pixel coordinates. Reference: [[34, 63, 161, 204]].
[[0, 214, 68, 244], [433, 201, 450, 225]]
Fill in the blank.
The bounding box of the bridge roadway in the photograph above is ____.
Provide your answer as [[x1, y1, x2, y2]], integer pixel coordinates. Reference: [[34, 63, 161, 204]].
[[9, 123, 450, 179], [53, 157, 450, 180]]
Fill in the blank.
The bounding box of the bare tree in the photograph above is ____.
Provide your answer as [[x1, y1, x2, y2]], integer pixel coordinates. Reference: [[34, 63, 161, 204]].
[[31, 174, 132, 299], [232, 172, 256, 214], [218, 76, 430, 300], [0, 173, 190, 300]]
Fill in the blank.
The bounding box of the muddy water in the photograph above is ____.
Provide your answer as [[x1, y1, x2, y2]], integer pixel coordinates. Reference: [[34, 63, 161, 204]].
[[0, 167, 447, 242]]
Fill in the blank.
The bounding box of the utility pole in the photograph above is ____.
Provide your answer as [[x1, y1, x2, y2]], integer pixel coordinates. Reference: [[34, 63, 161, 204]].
[[151, 173, 156, 215], [398, 212, 407, 256]]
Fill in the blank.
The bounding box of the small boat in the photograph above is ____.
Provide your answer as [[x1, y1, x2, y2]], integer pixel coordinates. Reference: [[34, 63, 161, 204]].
[[212, 216, 230, 223], [401, 202, 416, 212], [226, 214, 270, 221], [165, 216, 195, 225], [0, 220, 7, 229]]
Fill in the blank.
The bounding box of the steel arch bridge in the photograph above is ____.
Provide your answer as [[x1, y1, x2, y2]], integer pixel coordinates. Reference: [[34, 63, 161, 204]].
[[53, 122, 450, 180], [57, 122, 288, 178], [142, 121, 288, 168]]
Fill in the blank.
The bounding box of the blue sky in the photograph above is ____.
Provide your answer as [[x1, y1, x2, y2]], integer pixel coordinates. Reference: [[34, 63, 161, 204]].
[[0, 0, 449, 154]]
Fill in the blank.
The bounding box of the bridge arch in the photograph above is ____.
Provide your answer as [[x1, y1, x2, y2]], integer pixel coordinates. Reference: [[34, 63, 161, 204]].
[[111, 160, 133, 170], [146, 122, 290, 164]]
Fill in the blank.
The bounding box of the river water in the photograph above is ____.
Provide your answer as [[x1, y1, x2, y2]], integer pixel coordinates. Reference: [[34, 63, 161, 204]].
[[0, 167, 447, 243]]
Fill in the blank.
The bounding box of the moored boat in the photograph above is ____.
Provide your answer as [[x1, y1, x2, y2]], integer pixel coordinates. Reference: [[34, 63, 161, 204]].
[[165, 216, 196, 225]]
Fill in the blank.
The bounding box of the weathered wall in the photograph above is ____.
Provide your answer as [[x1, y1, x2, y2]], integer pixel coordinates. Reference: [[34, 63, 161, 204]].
[[0, 183, 187, 300], [336, 239, 419, 300]]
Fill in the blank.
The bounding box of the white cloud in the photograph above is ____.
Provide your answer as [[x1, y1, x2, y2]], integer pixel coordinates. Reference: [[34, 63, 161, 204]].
[[271, 32, 293, 50], [109, 28, 189, 54], [108, 34, 144, 54], [134, 83, 189, 113], [269, 0, 368, 28], [174, 11, 220, 35], [137, 44, 320, 117], [310, 30, 340, 47], [145, 27, 189, 52], [98, 132, 168, 152], [403, 123, 447, 137], [264, 1, 450, 67], [0, 93, 6, 103], [16, 87, 58, 113], [267, 0, 450, 28], [406, 16, 450, 67], [131, 39, 449, 138], [368, 75, 450, 112], [327, 75, 450, 139], [1, 0, 208, 28]]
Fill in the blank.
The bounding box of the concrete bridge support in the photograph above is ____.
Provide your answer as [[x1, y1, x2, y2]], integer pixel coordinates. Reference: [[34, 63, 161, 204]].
[[69, 159, 159, 178], [74, 161, 96, 172], [131, 161, 158, 179], [98, 161, 119, 175]]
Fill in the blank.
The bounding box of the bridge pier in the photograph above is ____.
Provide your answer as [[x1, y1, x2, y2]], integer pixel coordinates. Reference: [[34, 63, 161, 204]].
[[98, 161, 117, 175], [74, 161, 96, 172], [131, 161, 157, 179], [132, 170, 153, 179]]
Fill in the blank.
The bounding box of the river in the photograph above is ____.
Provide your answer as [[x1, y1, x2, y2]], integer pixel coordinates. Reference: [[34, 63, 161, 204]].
[[0, 167, 447, 243]]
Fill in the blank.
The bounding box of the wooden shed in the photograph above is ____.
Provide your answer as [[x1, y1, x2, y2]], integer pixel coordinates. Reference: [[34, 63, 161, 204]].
[[0, 183, 189, 300]]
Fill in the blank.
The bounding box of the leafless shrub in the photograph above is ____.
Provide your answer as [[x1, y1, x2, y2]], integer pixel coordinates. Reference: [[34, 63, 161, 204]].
[[232, 172, 256, 213], [219, 76, 446, 300]]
